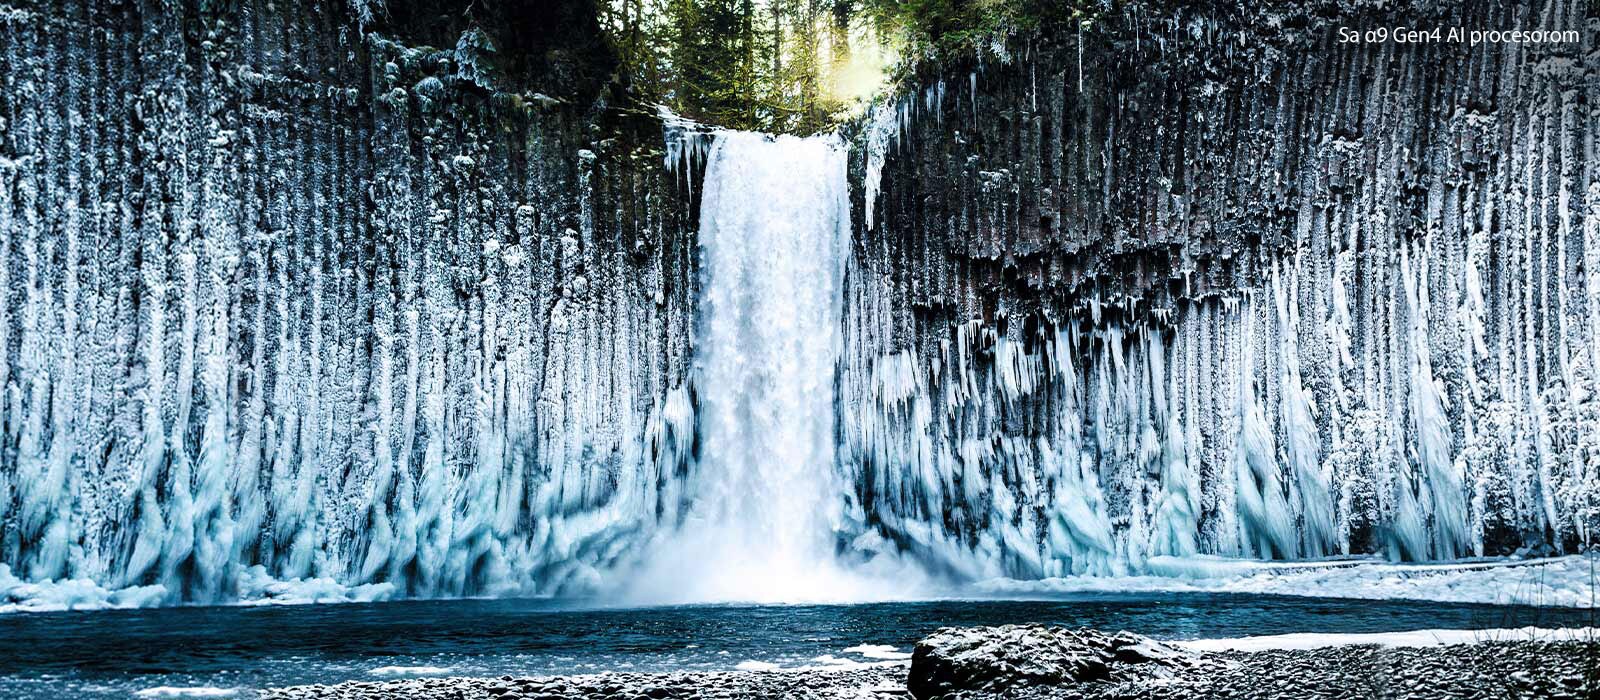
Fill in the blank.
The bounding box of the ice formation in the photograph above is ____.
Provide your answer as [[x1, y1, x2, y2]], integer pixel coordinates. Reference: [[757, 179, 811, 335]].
[[834, 0, 1598, 585], [838, 245, 1600, 581], [976, 555, 1600, 608], [0, 5, 703, 606], [0, 0, 1595, 609]]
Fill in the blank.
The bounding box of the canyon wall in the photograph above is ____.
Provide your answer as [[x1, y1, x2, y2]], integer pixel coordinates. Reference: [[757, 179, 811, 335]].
[[0, 0, 700, 601], [0, 0, 1596, 605], [841, 0, 1599, 578]]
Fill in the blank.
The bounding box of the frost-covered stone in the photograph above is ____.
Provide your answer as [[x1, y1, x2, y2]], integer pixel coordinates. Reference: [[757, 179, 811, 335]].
[[838, 0, 1598, 583], [906, 625, 1199, 698], [0, 0, 701, 604]]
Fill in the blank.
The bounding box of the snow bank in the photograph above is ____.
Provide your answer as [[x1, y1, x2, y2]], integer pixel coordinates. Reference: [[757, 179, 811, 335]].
[[0, 563, 395, 614], [976, 554, 1600, 608], [1178, 626, 1600, 652], [0, 564, 166, 614]]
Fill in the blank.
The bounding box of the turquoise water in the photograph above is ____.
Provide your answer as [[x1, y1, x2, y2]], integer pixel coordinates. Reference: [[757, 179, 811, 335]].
[[0, 592, 1587, 698]]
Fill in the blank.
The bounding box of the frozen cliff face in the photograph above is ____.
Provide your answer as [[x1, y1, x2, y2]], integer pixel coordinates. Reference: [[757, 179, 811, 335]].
[[0, 0, 700, 602], [841, 0, 1598, 576], [0, 0, 1595, 607]]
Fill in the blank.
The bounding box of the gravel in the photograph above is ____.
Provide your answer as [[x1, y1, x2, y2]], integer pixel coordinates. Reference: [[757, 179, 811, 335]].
[[256, 666, 909, 700], [971, 638, 1600, 699], [260, 633, 1600, 699]]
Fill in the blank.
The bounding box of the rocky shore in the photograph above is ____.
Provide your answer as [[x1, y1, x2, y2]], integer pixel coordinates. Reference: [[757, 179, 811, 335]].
[[260, 626, 1600, 700], [256, 665, 908, 700]]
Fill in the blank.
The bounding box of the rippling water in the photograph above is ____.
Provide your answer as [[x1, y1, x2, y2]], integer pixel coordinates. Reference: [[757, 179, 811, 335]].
[[0, 592, 1588, 698]]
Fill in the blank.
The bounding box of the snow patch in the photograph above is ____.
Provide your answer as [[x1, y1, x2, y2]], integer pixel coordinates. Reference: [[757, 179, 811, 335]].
[[1178, 626, 1600, 652], [843, 644, 914, 660], [976, 554, 1600, 608]]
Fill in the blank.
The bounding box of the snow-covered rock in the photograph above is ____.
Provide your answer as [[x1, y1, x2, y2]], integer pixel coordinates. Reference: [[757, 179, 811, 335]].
[[906, 625, 1201, 698]]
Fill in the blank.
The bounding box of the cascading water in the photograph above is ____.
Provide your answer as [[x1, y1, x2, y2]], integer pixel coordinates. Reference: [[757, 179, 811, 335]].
[[627, 130, 910, 603], [694, 130, 848, 581]]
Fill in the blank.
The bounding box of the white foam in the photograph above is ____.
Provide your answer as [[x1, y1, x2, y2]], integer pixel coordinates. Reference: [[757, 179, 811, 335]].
[[133, 688, 238, 698], [741, 657, 910, 673], [1178, 626, 1600, 653], [235, 566, 397, 606], [809, 654, 862, 666], [842, 644, 913, 660], [368, 666, 455, 677]]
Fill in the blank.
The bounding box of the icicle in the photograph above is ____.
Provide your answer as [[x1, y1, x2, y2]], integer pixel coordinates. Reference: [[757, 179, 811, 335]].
[[1274, 262, 1335, 556], [1397, 242, 1468, 560], [863, 99, 900, 232]]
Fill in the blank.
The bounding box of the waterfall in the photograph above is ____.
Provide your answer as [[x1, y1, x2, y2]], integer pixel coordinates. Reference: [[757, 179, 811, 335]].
[[625, 130, 908, 603], [695, 130, 849, 574]]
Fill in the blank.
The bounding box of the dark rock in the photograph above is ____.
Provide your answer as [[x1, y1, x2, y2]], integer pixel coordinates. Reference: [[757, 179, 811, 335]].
[[906, 625, 1198, 699]]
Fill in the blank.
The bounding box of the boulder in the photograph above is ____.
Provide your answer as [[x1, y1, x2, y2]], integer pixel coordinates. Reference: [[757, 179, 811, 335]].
[[906, 625, 1198, 699]]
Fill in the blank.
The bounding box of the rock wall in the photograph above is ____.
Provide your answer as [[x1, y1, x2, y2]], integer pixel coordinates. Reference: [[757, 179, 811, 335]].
[[841, 0, 1599, 577], [1, 0, 1595, 606], [0, 0, 699, 602]]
